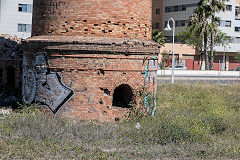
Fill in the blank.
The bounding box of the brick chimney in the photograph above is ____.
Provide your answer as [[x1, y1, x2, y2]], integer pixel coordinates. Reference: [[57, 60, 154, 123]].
[[22, 0, 160, 121]]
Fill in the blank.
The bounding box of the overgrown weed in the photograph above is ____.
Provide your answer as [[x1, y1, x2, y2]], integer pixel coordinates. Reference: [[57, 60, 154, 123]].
[[1, 83, 240, 159]]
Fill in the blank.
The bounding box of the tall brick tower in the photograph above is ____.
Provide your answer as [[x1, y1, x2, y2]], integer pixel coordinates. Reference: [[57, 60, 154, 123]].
[[22, 0, 160, 121]]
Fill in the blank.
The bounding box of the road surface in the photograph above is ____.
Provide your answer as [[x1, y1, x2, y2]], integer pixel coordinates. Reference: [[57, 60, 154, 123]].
[[157, 70, 240, 84]]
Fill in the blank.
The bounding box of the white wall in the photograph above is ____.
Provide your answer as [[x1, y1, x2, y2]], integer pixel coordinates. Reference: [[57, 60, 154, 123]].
[[0, 0, 33, 39], [215, 0, 240, 52]]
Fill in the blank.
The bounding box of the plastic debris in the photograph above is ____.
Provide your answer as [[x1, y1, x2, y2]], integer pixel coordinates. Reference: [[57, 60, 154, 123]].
[[135, 122, 141, 129]]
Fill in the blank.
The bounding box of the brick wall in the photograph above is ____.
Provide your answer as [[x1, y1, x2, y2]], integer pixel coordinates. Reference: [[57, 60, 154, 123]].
[[24, 0, 160, 121], [152, 0, 163, 31], [48, 53, 157, 121], [23, 37, 159, 121], [53, 54, 148, 121], [32, 0, 152, 40]]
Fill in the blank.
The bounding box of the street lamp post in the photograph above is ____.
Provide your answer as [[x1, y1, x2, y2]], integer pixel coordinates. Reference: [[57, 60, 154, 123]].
[[164, 18, 175, 84], [223, 46, 226, 71]]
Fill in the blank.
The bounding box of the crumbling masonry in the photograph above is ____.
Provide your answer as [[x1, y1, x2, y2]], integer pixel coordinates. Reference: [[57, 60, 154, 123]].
[[0, 35, 22, 106], [22, 0, 160, 121]]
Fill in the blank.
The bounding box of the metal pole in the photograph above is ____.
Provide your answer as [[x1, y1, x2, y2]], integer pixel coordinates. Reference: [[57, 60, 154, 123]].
[[223, 46, 226, 71], [218, 60, 221, 77], [164, 18, 175, 84], [171, 19, 175, 84]]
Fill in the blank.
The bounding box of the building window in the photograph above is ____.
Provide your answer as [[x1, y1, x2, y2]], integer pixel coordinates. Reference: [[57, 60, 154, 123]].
[[18, 4, 27, 12], [18, 4, 33, 13], [165, 20, 186, 27], [235, 27, 240, 32], [156, 8, 160, 14], [156, 23, 160, 29], [182, 5, 186, 10], [18, 24, 32, 32], [165, 3, 197, 13], [165, 5, 187, 12], [225, 21, 231, 27], [219, 20, 231, 27], [176, 20, 187, 27], [165, 7, 172, 12], [174, 6, 178, 11], [236, 6, 240, 17], [226, 5, 232, 11]]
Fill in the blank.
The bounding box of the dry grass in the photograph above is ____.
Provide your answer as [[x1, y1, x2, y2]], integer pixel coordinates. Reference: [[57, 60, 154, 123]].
[[0, 83, 240, 159]]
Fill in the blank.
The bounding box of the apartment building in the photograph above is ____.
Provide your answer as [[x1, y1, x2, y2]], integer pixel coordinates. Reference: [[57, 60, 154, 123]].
[[214, 0, 240, 52], [153, 0, 240, 70], [152, 0, 163, 31], [0, 0, 33, 39]]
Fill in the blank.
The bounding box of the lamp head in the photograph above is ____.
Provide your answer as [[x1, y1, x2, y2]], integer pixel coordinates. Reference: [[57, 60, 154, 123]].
[[164, 23, 172, 31]]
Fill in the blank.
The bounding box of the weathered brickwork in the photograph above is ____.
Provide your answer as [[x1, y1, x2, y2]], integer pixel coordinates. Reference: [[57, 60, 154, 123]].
[[0, 35, 22, 107], [23, 37, 159, 121], [0, 35, 22, 89], [23, 0, 160, 121], [32, 0, 152, 40], [152, 0, 163, 31]]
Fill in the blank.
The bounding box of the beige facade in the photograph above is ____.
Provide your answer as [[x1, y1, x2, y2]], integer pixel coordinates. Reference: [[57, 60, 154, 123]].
[[159, 43, 239, 71], [158, 43, 198, 64], [160, 43, 197, 56], [236, 0, 240, 5]]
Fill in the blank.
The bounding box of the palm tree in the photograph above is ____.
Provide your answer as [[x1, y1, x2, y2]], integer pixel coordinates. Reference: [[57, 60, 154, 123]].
[[202, 0, 229, 70], [187, 0, 228, 70], [188, 3, 212, 70]]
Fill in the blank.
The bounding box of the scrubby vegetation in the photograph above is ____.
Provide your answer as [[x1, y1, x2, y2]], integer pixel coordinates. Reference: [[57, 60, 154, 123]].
[[1, 83, 240, 159]]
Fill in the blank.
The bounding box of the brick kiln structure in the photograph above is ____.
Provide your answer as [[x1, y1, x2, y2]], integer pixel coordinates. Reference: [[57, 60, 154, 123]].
[[22, 0, 160, 121]]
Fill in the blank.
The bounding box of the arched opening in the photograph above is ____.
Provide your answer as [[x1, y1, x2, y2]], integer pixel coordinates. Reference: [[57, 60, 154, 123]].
[[6, 66, 16, 88], [112, 84, 134, 108]]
